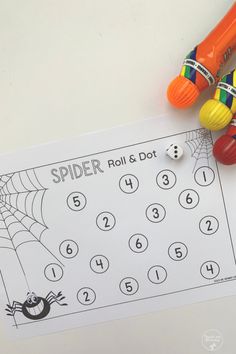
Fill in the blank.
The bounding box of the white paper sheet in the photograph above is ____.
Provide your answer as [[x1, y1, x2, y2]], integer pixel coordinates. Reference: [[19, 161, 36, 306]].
[[0, 115, 236, 338]]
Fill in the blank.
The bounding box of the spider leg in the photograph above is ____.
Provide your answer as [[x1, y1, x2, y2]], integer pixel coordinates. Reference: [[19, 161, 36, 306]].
[[49, 298, 67, 306], [5, 301, 23, 316], [45, 291, 60, 300], [46, 291, 64, 301], [6, 301, 22, 309], [6, 308, 22, 316], [47, 296, 67, 306], [47, 293, 65, 302], [45, 291, 54, 300], [47, 294, 61, 302]]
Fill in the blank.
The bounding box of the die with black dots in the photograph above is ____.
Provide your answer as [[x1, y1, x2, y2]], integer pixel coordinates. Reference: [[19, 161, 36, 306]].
[[166, 143, 184, 160]]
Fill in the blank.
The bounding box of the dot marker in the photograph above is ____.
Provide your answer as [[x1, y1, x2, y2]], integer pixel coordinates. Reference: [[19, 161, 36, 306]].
[[213, 115, 236, 165], [167, 3, 236, 109], [199, 69, 236, 131]]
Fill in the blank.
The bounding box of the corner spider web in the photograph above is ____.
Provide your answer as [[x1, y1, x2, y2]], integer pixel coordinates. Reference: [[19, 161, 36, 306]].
[[185, 129, 213, 172], [0, 169, 63, 289]]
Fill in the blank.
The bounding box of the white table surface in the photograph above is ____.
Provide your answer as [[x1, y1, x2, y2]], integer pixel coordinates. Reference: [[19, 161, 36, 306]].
[[0, 0, 235, 353]]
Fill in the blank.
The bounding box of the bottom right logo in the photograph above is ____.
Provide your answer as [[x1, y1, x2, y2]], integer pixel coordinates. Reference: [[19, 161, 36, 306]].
[[202, 329, 223, 352]]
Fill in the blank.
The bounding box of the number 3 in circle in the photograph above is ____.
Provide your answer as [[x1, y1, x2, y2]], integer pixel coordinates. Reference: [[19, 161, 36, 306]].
[[146, 203, 166, 223], [156, 169, 177, 190]]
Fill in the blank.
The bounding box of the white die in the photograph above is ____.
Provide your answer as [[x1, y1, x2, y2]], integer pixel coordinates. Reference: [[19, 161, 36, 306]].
[[166, 144, 183, 160]]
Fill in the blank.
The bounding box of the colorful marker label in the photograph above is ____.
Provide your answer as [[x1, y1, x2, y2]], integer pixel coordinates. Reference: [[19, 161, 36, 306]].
[[217, 82, 236, 98], [182, 58, 215, 85], [181, 47, 215, 87], [214, 70, 236, 111]]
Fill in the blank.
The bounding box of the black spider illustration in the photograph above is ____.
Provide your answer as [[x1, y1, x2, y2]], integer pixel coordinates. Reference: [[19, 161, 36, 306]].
[[5, 291, 67, 320]]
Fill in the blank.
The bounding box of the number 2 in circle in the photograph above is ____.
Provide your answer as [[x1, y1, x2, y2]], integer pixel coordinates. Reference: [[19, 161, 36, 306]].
[[77, 287, 96, 305], [199, 216, 219, 235], [96, 212, 116, 231]]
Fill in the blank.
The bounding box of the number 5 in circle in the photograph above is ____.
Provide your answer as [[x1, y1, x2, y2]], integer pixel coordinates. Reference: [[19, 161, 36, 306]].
[[67, 192, 87, 211], [119, 277, 139, 295]]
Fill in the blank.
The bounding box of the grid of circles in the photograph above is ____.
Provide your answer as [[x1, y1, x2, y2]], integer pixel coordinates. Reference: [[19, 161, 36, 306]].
[[60, 165, 221, 306]]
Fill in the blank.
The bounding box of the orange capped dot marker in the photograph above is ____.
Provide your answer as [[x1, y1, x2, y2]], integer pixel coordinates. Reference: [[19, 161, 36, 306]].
[[167, 3, 236, 109]]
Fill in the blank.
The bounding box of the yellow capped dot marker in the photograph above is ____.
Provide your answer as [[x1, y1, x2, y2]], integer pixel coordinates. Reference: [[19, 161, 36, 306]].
[[199, 69, 236, 131]]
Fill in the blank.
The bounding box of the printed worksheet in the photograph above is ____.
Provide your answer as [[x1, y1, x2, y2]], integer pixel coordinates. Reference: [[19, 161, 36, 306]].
[[0, 116, 236, 338]]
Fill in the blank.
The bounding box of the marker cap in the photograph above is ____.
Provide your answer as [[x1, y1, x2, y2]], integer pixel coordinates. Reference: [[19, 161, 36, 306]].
[[199, 99, 232, 131], [167, 76, 199, 108], [213, 134, 236, 165]]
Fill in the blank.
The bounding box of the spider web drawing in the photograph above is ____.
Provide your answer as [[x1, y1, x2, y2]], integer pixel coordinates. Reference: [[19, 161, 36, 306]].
[[0, 169, 63, 290], [185, 129, 213, 172]]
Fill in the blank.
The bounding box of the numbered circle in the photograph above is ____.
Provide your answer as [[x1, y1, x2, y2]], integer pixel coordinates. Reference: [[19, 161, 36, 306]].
[[145, 203, 166, 223], [129, 234, 148, 253], [178, 189, 200, 209], [44, 263, 64, 282], [168, 242, 188, 261], [119, 277, 139, 295], [77, 287, 96, 305], [147, 265, 167, 284], [119, 174, 139, 194], [194, 167, 215, 187], [156, 169, 177, 190], [96, 212, 116, 231], [200, 261, 220, 279], [90, 255, 109, 273], [199, 216, 219, 235], [67, 192, 87, 211], [59, 240, 79, 259]]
